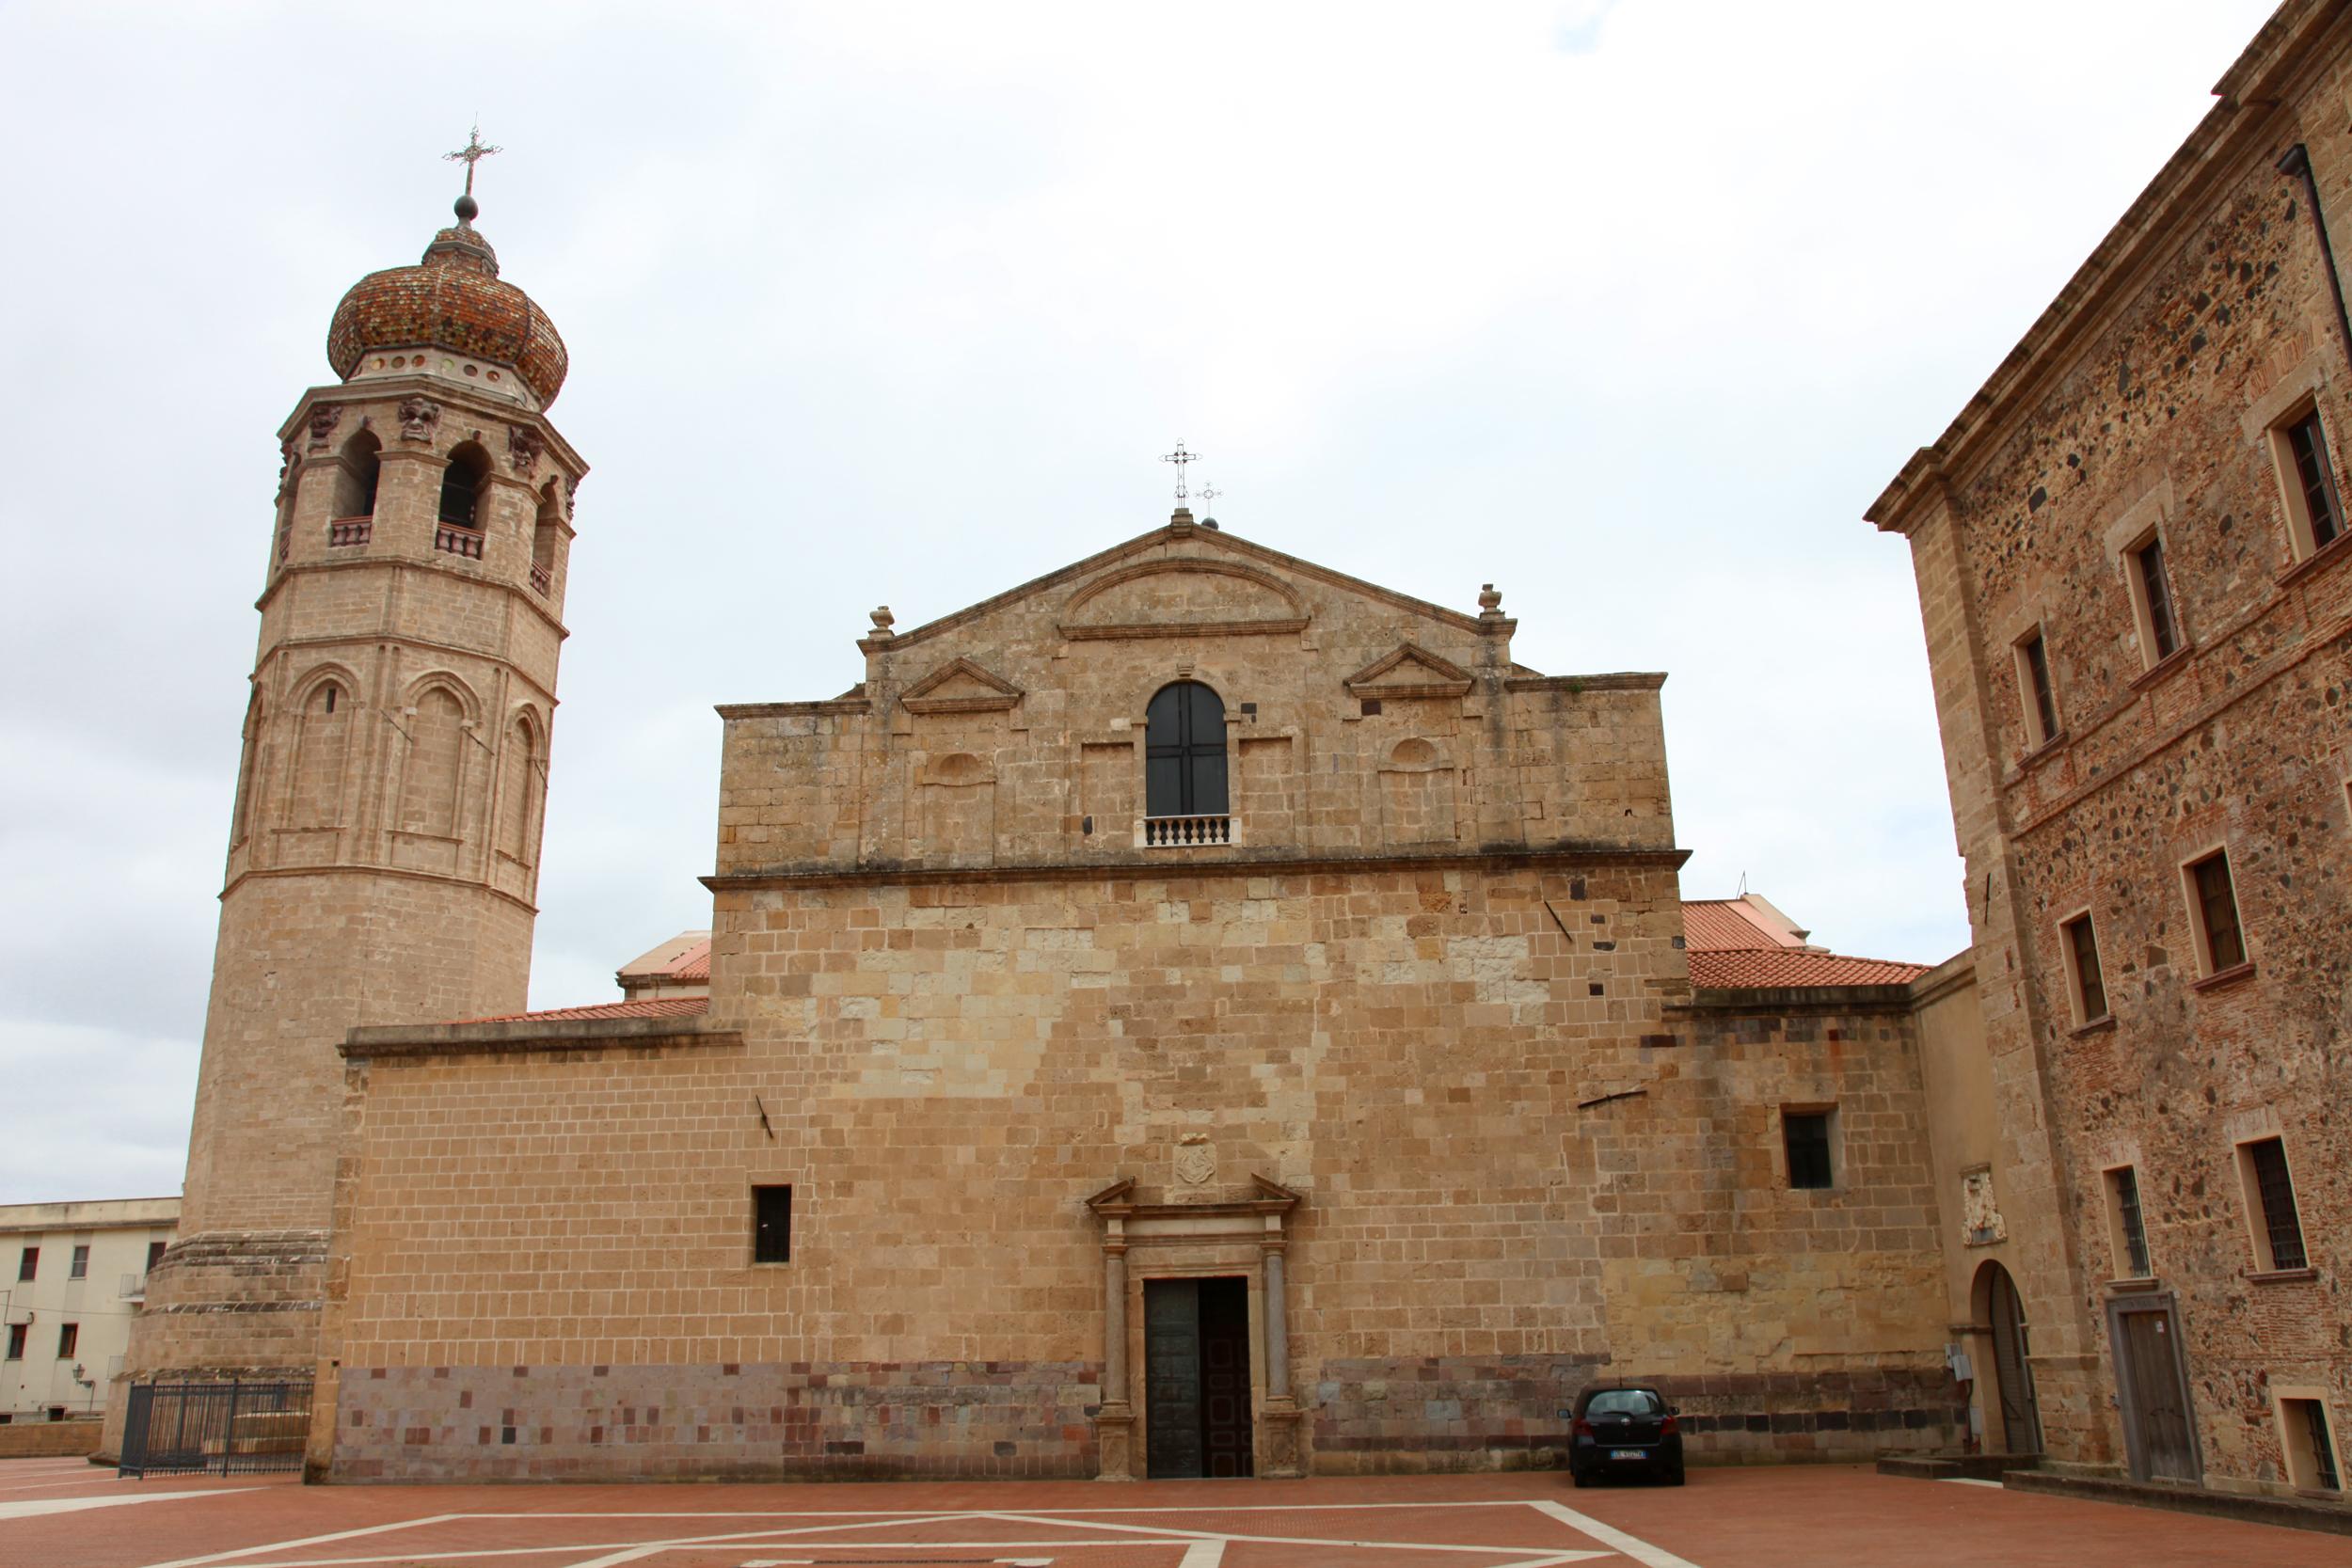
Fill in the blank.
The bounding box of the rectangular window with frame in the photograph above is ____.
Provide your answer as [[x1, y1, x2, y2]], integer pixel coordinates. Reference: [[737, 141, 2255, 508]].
[[2015, 627, 2061, 748], [2185, 850, 2248, 974], [1783, 1109, 1836, 1190], [2237, 1136, 2308, 1273], [147, 1240, 167, 1272], [753, 1183, 792, 1265], [15, 1246, 34, 1282], [4, 1324, 23, 1360], [2104, 1164, 2152, 1278], [2276, 405, 2345, 558], [56, 1323, 77, 1359], [2128, 534, 2182, 663], [2061, 912, 2109, 1024], [69, 1244, 88, 1280], [2281, 1398, 2343, 1492]]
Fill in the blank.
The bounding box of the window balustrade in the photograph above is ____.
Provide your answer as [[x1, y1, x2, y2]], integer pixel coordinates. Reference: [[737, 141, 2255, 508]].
[[1142, 814, 1232, 847]]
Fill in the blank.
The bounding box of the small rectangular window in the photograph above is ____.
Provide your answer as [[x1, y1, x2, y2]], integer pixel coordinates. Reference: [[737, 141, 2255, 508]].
[[147, 1240, 167, 1272], [1784, 1110, 1835, 1190], [4, 1324, 23, 1360], [69, 1244, 88, 1280], [2282, 1398, 2343, 1492], [2187, 851, 2247, 974], [2015, 628, 2060, 748], [2283, 409, 2344, 553], [2105, 1165, 2152, 1278], [2130, 536, 2181, 663], [2061, 913, 2108, 1023], [2240, 1136, 2307, 1272], [16, 1246, 35, 1282], [753, 1184, 792, 1265], [56, 1323, 77, 1359]]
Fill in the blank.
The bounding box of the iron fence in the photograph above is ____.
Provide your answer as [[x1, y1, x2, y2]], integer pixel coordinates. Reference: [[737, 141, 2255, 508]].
[[119, 1380, 311, 1478]]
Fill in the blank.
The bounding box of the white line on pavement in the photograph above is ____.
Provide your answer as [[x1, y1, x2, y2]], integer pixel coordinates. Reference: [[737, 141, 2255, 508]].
[[1526, 1499, 1703, 1568], [137, 1513, 468, 1568], [0, 1489, 252, 1522]]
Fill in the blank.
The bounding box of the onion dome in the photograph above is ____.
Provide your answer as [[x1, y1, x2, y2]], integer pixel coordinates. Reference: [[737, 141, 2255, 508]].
[[326, 197, 568, 407]]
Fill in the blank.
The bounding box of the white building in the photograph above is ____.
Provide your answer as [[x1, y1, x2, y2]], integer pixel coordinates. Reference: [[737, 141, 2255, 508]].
[[2, 1199, 179, 1423]]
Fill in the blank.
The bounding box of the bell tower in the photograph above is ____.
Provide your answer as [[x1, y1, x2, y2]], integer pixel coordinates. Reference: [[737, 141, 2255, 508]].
[[115, 162, 588, 1431]]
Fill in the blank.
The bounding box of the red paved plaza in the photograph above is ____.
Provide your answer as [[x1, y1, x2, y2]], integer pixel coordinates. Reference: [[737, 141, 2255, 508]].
[[2, 1456, 2343, 1568]]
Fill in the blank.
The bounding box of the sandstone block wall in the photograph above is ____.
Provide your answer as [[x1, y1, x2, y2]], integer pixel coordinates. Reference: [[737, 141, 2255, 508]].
[[319, 859, 1959, 1480]]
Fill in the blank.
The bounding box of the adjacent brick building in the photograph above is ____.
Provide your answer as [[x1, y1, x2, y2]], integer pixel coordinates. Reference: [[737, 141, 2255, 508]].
[[1870, 0, 2351, 1501]]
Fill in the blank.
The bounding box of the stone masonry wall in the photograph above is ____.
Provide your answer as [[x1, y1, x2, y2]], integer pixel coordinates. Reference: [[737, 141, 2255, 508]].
[[322, 860, 1956, 1479]]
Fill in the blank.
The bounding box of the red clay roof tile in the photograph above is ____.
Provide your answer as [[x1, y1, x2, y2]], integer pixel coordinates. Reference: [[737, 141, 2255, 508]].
[[1687, 949, 1930, 990]]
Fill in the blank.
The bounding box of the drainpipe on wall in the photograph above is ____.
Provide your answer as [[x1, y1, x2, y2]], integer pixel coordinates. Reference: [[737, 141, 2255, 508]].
[[2278, 143, 2352, 372]]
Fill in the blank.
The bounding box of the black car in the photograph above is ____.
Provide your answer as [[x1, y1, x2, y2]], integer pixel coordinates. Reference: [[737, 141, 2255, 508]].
[[1567, 1384, 1685, 1486]]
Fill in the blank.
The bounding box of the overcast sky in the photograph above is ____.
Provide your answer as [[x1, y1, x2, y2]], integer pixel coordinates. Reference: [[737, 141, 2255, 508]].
[[0, 0, 2283, 1203]]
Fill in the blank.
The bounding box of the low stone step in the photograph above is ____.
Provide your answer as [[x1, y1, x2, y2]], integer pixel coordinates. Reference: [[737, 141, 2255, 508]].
[[2003, 1470, 2352, 1538], [1876, 1451, 2040, 1481]]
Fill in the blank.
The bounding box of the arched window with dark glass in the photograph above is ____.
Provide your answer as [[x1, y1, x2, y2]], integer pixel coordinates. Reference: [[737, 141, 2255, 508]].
[[438, 442, 489, 530], [1145, 681, 1229, 817]]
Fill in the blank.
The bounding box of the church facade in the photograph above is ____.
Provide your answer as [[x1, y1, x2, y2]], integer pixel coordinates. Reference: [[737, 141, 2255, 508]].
[[308, 512, 1970, 1481]]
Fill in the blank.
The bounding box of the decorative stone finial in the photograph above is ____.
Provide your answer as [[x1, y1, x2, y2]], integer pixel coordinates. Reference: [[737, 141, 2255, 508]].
[[869, 606, 895, 637], [1478, 583, 1503, 617]]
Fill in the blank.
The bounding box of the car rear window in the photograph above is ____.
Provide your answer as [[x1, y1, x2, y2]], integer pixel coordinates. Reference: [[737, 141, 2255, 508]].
[[1585, 1389, 1662, 1417]]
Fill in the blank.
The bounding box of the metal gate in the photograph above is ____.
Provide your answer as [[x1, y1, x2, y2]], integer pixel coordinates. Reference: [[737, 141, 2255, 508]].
[[119, 1381, 312, 1478]]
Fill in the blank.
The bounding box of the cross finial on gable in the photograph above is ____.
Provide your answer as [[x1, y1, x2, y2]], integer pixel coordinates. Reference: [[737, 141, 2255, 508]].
[[1161, 441, 1200, 500]]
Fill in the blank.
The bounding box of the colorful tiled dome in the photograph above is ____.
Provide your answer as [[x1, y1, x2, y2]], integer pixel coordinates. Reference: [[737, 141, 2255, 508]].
[[326, 211, 568, 407]]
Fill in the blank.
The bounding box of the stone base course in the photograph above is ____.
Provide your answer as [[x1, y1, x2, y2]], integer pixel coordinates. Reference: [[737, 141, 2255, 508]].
[[1311, 1356, 1963, 1470], [332, 1360, 1104, 1481]]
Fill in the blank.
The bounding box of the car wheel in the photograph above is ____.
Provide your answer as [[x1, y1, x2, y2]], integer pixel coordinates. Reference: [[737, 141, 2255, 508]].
[[1571, 1470, 1592, 1489], [1664, 1463, 1686, 1486]]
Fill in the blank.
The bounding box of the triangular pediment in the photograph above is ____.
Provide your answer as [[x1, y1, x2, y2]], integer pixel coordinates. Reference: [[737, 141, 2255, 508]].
[[1343, 641, 1474, 699], [867, 516, 1506, 658], [899, 657, 1025, 715]]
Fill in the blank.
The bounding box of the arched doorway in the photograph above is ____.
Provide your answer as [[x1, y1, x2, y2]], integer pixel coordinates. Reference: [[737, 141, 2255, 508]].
[[1976, 1261, 2043, 1454]]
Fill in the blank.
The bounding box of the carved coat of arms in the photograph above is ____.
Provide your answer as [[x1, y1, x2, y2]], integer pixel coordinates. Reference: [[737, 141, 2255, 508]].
[[1174, 1133, 1216, 1186]]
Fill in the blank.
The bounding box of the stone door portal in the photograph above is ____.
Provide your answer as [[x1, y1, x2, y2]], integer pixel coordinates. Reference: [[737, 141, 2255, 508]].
[[1144, 1276, 1254, 1479], [1087, 1174, 1302, 1481], [2110, 1296, 2200, 1482]]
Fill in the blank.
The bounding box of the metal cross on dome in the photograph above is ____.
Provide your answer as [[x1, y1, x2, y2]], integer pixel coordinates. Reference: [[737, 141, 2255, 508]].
[[1161, 441, 1200, 500], [443, 123, 502, 198]]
